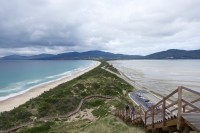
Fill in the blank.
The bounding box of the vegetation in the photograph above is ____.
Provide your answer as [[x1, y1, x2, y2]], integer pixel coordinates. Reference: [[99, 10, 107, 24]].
[[84, 99, 105, 108], [82, 115, 145, 133], [104, 63, 120, 74], [20, 122, 54, 133], [19, 115, 144, 133], [0, 62, 133, 132]]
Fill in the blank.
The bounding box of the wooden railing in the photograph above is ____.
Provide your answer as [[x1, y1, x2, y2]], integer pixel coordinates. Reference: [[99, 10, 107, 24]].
[[113, 104, 145, 125], [144, 86, 200, 130]]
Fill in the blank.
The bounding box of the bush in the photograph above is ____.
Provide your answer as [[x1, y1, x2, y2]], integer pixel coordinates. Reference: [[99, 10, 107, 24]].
[[87, 99, 105, 107], [92, 83, 100, 89], [92, 107, 107, 117], [20, 122, 54, 133], [38, 102, 51, 117]]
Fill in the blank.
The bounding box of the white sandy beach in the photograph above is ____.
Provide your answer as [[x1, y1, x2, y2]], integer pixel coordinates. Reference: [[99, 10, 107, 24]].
[[0, 61, 100, 112]]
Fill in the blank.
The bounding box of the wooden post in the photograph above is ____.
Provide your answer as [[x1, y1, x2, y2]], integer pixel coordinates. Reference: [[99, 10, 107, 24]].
[[162, 97, 166, 128], [177, 87, 182, 130], [145, 112, 147, 127], [183, 106, 185, 113], [152, 106, 154, 129], [170, 111, 173, 117], [183, 126, 190, 133]]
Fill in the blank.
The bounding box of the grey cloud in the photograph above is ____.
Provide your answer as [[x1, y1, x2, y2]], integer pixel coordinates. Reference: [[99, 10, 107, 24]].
[[0, 0, 200, 56]]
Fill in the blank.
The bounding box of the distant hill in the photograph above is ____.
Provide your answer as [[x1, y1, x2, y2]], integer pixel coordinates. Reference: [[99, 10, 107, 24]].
[[41, 50, 142, 60], [145, 49, 200, 59], [1, 55, 29, 60], [1, 54, 54, 60], [0, 50, 142, 60], [0, 49, 200, 60]]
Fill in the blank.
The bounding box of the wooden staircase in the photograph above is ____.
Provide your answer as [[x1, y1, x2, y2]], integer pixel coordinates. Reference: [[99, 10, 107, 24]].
[[114, 86, 200, 133]]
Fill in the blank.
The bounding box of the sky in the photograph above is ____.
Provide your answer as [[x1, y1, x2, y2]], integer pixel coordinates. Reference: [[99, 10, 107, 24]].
[[0, 0, 200, 57]]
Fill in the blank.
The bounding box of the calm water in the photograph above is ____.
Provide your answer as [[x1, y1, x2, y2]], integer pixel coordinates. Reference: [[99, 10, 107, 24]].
[[0, 60, 96, 101], [110, 60, 200, 95]]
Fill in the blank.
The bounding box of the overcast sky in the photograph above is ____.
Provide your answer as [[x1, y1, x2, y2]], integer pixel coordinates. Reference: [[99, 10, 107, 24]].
[[0, 0, 200, 57]]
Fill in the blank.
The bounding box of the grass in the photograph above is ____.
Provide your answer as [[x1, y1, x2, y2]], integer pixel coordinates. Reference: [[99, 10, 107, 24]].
[[0, 61, 144, 132], [84, 99, 105, 108], [104, 63, 120, 74], [83, 115, 145, 133], [20, 122, 54, 133], [91, 106, 108, 117], [45, 115, 145, 133]]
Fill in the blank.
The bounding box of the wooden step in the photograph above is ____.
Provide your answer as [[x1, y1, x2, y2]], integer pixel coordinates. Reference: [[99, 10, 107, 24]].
[[182, 113, 200, 132]]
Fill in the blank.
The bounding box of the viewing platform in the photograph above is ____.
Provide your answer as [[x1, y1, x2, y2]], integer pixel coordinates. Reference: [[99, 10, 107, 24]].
[[115, 86, 200, 133]]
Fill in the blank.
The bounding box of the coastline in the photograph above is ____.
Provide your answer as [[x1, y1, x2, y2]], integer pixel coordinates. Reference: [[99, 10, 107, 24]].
[[0, 61, 100, 112], [109, 60, 200, 94], [107, 61, 165, 103], [118, 68, 165, 101]]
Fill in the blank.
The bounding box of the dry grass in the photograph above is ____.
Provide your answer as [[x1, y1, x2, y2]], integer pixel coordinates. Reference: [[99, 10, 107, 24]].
[[48, 114, 145, 133], [83, 115, 145, 133]]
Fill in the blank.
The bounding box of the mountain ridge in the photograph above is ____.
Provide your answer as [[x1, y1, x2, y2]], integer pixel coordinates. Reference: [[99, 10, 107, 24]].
[[146, 49, 200, 59], [1, 49, 200, 60]]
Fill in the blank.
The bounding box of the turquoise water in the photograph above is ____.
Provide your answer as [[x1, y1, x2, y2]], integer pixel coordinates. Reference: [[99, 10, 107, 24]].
[[0, 60, 96, 101]]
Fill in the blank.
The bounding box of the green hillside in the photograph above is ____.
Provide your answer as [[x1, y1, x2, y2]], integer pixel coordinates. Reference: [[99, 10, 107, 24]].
[[0, 61, 144, 133]]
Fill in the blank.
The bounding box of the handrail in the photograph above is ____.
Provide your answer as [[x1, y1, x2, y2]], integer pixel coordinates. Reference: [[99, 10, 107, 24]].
[[171, 98, 200, 113], [165, 100, 178, 109], [114, 86, 199, 132], [182, 97, 200, 110], [165, 89, 178, 100], [181, 86, 200, 95], [144, 86, 200, 130], [153, 100, 163, 108], [191, 98, 200, 103], [182, 99, 200, 111]]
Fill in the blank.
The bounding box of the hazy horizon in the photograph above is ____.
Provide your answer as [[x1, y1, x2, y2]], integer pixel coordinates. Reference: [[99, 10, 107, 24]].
[[1, 49, 200, 58]]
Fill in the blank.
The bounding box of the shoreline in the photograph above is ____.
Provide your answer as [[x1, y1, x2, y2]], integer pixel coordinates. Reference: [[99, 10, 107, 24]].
[[119, 70, 164, 100], [0, 61, 100, 112], [107, 61, 165, 103]]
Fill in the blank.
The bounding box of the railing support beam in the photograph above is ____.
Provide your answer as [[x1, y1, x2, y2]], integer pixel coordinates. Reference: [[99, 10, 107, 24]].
[[152, 106, 154, 129], [162, 97, 166, 128], [177, 87, 182, 130], [145, 112, 147, 127], [183, 125, 190, 133]]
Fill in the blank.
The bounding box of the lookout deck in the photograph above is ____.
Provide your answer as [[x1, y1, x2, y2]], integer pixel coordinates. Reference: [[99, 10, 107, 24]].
[[114, 86, 200, 133]]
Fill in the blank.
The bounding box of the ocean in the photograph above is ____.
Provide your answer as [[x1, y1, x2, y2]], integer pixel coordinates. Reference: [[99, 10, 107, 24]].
[[110, 60, 200, 95], [0, 60, 96, 101]]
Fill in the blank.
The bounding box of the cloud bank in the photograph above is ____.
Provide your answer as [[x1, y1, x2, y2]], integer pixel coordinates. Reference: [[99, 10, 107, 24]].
[[0, 0, 200, 56]]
